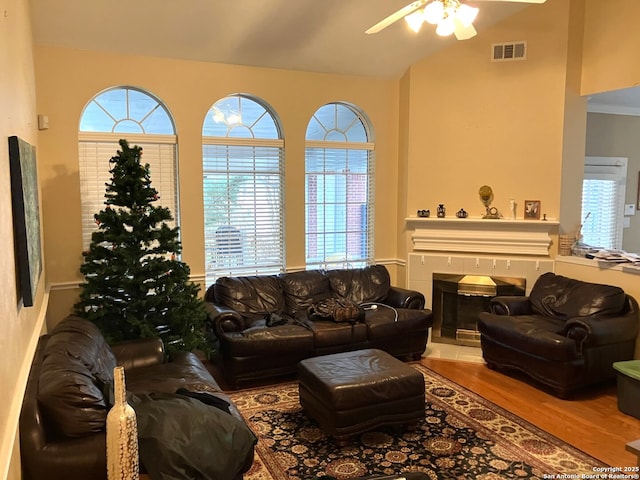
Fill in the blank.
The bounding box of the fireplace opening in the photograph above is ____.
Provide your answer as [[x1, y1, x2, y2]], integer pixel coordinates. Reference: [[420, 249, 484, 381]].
[[432, 274, 525, 347]]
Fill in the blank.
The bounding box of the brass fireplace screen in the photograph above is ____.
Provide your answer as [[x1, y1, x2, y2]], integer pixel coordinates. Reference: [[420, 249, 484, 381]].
[[432, 274, 525, 347]]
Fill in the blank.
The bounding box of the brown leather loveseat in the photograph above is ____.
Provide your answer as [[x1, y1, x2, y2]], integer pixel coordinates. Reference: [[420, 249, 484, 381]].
[[20, 316, 256, 480], [478, 272, 639, 397], [205, 265, 433, 387]]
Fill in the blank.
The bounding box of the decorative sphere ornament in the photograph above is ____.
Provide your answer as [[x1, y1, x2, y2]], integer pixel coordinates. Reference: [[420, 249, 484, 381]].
[[478, 185, 494, 208], [478, 185, 501, 219]]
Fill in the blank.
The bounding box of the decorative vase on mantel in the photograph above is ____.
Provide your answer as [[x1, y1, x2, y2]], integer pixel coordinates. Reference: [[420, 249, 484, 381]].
[[106, 366, 139, 480]]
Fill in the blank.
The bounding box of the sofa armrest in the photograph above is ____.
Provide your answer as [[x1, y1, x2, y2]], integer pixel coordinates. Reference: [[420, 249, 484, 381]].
[[21, 432, 107, 480], [384, 286, 425, 309], [489, 296, 533, 316], [111, 337, 165, 371], [205, 302, 246, 333], [564, 313, 640, 347]]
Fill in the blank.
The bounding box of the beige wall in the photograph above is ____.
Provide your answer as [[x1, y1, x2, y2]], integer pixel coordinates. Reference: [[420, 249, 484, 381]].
[[586, 112, 640, 252], [401, 0, 573, 253], [558, 0, 587, 238], [581, 0, 640, 96], [1, 0, 48, 478], [34, 46, 401, 323], [394, 70, 413, 285]]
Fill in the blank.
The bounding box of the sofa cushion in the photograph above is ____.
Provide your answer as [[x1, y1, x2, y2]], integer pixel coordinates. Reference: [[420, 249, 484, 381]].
[[38, 316, 116, 438], [364, 308, 428, 340], [280, 270, 332, 316], [327, 265, 391, 304], [295, 319, 368, 348], [528, 272, 627, 319], [214, 275, 286, 317], [478, 313, 581, 362], [221, 324, 315, 357], [124, 351, 221, 395]]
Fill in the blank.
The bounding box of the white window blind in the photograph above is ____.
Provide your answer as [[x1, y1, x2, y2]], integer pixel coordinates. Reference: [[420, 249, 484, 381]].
[[79, 87, 177, 251], [78, 134, 178, 249], [581, 156, 627, 249], [305, 146, 373, 269], [202, 95, 285, 285], [305, 103, 375, 269], [203, 141, 284, 283]]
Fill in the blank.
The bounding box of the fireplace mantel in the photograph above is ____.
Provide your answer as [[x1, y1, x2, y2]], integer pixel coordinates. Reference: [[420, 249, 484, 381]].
[[405, 217, 559, 256]]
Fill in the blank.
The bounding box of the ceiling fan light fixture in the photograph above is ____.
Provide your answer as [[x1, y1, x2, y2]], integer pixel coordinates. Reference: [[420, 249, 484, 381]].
[[455, 4, 479, 27], [436, 16, 456, 36], [367, 0, 546, 37], [423, 1, 445, 24], [404, 9, 426, 33]]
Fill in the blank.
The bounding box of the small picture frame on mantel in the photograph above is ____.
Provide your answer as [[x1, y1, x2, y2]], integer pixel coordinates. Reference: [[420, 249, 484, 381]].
[[524, 200, 541, 220]]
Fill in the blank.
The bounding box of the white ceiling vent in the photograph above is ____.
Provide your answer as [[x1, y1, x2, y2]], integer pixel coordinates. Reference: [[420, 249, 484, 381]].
[[491, 42, 527, 62]]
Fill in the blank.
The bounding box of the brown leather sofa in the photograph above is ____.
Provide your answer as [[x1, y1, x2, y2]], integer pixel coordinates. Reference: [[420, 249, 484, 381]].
[[20, 316, 256, 480], [478, 272, 639, 398], [205, 265, 433, 387]]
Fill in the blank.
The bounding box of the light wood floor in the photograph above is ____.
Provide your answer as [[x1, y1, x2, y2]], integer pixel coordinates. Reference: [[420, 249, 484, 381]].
[[421, 357, 640, 467]]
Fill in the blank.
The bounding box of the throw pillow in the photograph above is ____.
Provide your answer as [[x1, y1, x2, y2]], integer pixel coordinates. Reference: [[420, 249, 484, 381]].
[[130, 392, 257, 480]]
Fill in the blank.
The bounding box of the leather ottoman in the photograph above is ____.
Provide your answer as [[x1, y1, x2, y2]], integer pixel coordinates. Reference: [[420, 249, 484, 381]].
[[298, 349, 425, 444]]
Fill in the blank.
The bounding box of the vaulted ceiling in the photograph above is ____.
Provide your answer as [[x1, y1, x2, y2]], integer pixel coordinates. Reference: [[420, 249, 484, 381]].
[[29, 0, 534, 78]]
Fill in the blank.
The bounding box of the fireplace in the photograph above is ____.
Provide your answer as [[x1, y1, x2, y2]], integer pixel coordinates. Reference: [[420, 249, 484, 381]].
[[405, 217, 556, 347], [431, 273, 525, 347]]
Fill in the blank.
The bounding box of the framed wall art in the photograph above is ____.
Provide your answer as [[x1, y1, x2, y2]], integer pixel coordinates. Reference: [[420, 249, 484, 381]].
[[524, 200, 541, 220], [9, 136, 42, 307]]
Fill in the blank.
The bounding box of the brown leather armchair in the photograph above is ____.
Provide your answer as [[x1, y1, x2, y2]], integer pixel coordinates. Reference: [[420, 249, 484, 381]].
[[478, 272, 639, 398]]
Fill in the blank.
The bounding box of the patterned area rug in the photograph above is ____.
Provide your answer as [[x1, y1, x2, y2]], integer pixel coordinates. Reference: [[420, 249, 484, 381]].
[[229, 364, 607, 479]]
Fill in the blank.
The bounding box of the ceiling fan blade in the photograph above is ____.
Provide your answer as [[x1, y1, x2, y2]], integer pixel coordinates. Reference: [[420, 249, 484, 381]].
[[454, 21, 477, 40], [365, 0, 428, 34]]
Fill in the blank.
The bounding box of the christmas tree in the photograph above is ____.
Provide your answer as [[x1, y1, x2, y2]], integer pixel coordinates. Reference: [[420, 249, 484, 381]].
[[75, 139, 209, 355]]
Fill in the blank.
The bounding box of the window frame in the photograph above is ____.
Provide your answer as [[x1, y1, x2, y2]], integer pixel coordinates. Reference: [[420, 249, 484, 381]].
[[78, 87, 178, 251], [304, 103, 375, 270], [581, 156, 628, 250], [202, 95, 285, 285]]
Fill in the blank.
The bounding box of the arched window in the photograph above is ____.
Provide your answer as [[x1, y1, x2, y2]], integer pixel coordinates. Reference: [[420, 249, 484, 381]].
[[78, 86, 177, 249], [202, 94, 285, 284], [305, 103, 375, 269]]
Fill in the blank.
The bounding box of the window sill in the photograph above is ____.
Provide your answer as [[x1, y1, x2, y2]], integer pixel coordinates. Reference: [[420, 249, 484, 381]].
[[556, 255, 640, 275]]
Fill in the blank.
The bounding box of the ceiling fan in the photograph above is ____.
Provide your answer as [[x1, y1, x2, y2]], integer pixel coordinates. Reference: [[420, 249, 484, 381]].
[[365, 0, 547, 40]]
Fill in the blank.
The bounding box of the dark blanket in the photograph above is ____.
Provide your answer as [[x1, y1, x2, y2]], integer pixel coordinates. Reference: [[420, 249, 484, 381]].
[[129, 392, 257, 480]]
